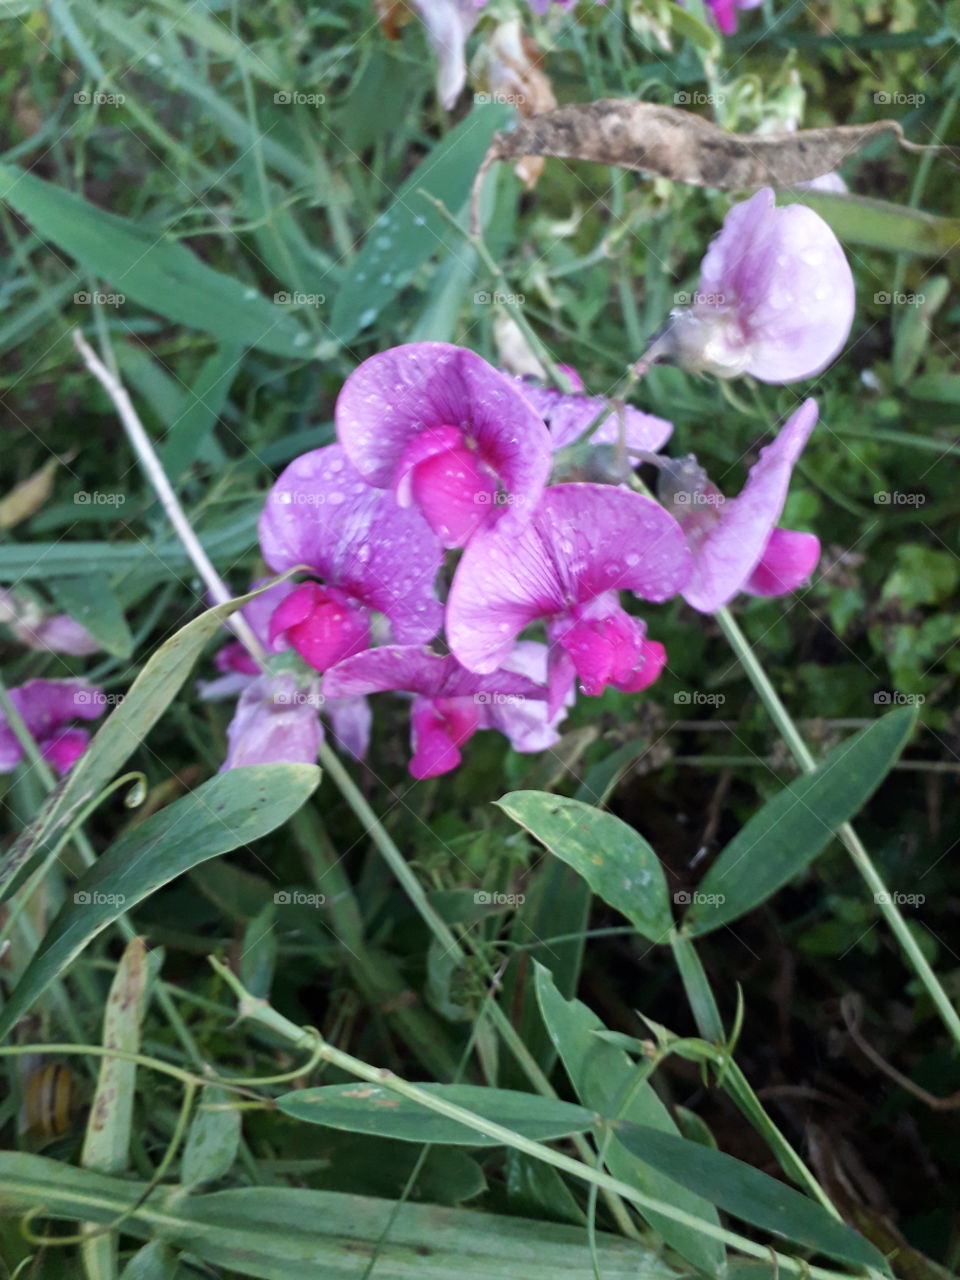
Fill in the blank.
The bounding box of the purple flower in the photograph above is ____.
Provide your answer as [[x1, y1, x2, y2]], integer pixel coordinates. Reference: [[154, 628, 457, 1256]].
[[638, 189, 854, 384], [513, 373, 673, 455], [657, 399, 821, 613], [323, 643, 554, 778], [702, 0, 763, 35], [258, 444, 443, 671], [409, 0, 483, 110], [0, 589, 100, 656], [446, 483, 691, 710], [0, 679, 104, 776], [200, 578, 373, 768], [335, 343, 553, 548]]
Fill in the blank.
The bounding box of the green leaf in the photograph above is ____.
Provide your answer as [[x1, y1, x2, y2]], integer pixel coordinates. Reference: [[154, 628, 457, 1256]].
[[118, 1242, 179, 1280], [276, 1082, 594, 1146], [49, 573, 134, 658], [615, 1125, 890, 1273], [892, 276, 951, 385], [0, 165, 313, 357], [0, 588, 272, 906], [683, 709, 916, 936], [534, 963, 726, 1276], [158, 342, 244, 481], [330, 104, 512, 341], [781, 189, 960, 258], [0, 763, 320, 1036], [182, 1087, 242, 1189], [497, 793, 673, 944], [0, 1153, 677, 1280]]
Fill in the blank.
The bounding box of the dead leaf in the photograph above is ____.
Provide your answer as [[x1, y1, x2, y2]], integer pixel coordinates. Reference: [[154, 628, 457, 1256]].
[[0, 455, 68, 529]]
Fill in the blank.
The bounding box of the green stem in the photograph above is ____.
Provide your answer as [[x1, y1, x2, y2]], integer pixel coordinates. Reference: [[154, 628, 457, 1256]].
[[210, 961, 876, 1280], [715, 605, 960, 1049]]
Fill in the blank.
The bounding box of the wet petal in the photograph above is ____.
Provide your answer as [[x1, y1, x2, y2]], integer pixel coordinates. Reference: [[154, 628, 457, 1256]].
[[222, 674, 322, 770], [745, 528, 821, 597]]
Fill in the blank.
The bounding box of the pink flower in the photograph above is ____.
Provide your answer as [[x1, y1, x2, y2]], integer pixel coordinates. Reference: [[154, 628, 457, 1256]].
[[323, 643, 555, 778], [638, 189, 854, 384], [258, 444, 443, 671], [409, 0, 483, 110], [335, 343, 552, 547], [513, 374, 673, 455], [657, 399, 821, 613], [0, 680, 104, 776], [200, 578, 372, 768], [0, 589, 100, 656], [446, 483, 691, 711], [703, 0, 762, 36]]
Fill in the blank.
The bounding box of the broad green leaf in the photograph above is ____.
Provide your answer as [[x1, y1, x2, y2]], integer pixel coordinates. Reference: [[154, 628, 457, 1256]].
[[0, 763, 320, 1035], [0, 1153, 677, 1280], [49, 573, 134, 658], [0, 165, 313, 357], [330, 104, 512, 341], [781, 190, 960, 258], [277, 1082, 594, 1146], [0, 588, 270, 905], [615, 1125, 890, 1274], [683, 709, 917, 936], [159, 342, 244, 481], [893, 276, 951, 385], [497, 793, 673, 944], [118, 1242, 178, 1280], [182, 1087, 242, 1189], [534, 963, 726, 1276]]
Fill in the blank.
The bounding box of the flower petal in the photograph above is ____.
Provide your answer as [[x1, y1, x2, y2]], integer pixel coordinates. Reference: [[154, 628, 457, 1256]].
[[448, 483, 692, 672], [258, 444, 443, 644], [324, 696, 372, 761], [222, 674, 322, 770], [323, 644, 547, 702], [682, 399, 818, 612], [335, 343, 552, 531], [745, 528, 821, 597], [478, 640, 572, 752], [514, 378, 673, 453]]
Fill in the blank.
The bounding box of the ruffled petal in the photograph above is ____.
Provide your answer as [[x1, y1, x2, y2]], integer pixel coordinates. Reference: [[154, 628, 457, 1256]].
[[323, 644, 547, 703], [324, 696, 372, 761], [477, 640, 572, 752], [448, 483, 692, 673], [682, 399, 818, 612], [258, 444, 443, 644], [409, 695, 480, 779], [222, 674, 322, 770], [513, 378, 673, 453], [335, 344, 552, 535]]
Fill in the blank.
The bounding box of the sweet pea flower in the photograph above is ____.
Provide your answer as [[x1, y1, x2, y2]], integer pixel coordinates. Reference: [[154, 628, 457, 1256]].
[[447, 483, 692, 711], [408, 0, 483, 110], [703, 0, 763, 36], [0, 589, 100, 657], [258, 444, 444, 672], [657, 398, 821, 613], [335, 343, 552, 548], [513, 370, 673, 466], [323, 643, 556, 778], [637, 189, 855, 384], [0, 679, 104, 776], [199, 578, 372, 768]]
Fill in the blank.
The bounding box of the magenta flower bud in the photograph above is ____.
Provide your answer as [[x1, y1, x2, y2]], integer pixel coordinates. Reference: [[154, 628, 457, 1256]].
[[638, 190, 855, 384], [268, 582, 371, 673], [0, 679, 104, 776]]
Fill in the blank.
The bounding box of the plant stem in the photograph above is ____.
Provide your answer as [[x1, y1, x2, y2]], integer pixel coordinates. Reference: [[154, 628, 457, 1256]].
[[715, 605, 960, 1048]]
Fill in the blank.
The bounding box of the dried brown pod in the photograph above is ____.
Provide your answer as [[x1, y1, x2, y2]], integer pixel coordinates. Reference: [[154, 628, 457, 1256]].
[[470, 98, 951, 230]]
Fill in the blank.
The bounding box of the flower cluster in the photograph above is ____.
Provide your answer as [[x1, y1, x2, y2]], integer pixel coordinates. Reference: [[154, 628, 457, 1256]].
[[0, 680, 104, 776], [208, 190, 848, 779]]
